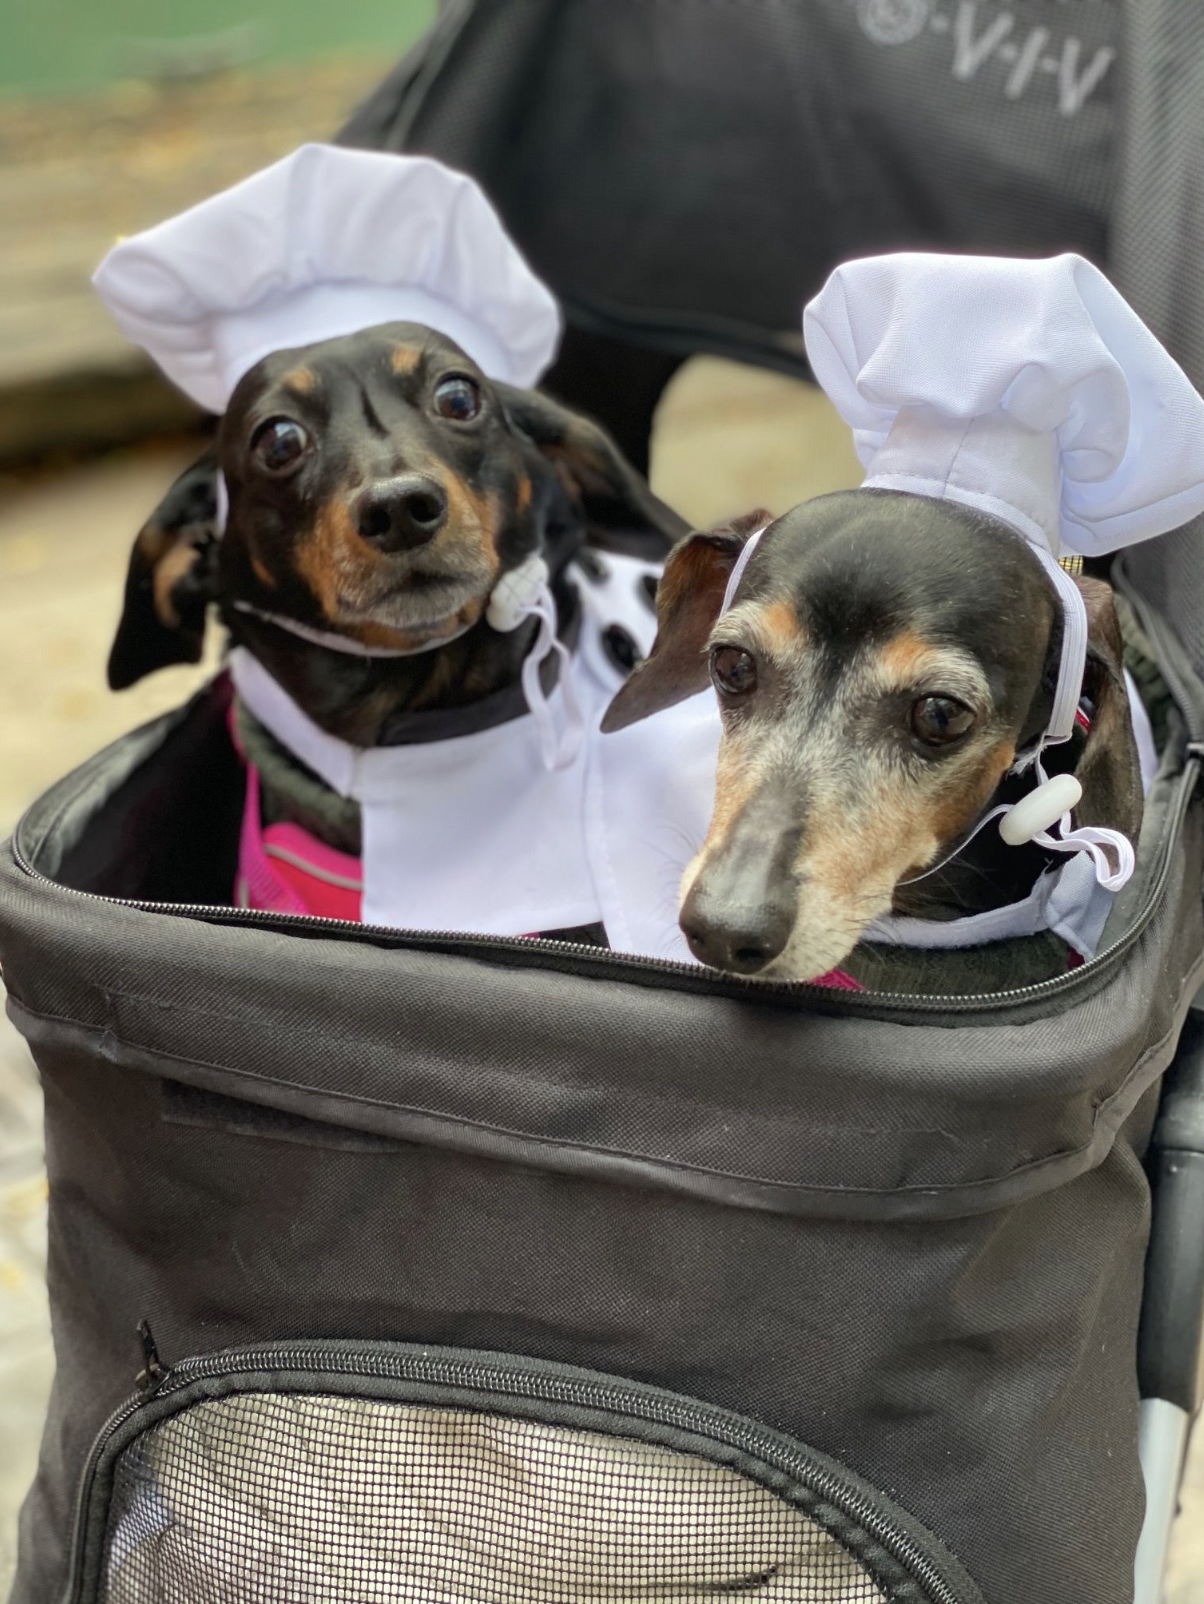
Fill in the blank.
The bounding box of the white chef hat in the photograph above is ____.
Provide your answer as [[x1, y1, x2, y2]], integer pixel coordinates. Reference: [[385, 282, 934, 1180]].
[[92, 143, 561, 415], [802, 252, 1204, 560]]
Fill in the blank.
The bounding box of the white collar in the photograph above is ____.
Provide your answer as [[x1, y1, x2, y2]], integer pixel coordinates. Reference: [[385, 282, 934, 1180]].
[[865, 853, 1114, 960]]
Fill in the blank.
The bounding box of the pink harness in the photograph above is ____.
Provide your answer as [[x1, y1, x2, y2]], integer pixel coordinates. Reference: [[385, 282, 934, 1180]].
[[230, 705, 362, 922], [236, 760, 363, 922]]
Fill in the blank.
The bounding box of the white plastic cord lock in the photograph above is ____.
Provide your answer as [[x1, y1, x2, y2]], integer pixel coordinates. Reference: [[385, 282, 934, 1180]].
[[487, 553, 550, 633], [998, 773, 1084, 846]]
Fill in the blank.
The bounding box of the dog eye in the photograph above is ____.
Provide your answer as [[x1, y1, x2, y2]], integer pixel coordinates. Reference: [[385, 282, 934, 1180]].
[[433, 375, 482, 421], [710, 646, 757, 697], [911, 696, 975, 747], [250, 418, 309, 474]]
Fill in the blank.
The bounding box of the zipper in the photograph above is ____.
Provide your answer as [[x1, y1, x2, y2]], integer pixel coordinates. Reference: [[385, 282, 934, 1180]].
[[66, 1341, 974, 1604], [1113, 556, 1204, 745], [12, 752, 1199, 1015]]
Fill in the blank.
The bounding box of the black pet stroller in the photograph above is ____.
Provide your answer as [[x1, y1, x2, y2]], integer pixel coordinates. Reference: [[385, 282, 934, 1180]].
[[4, 5, 1204, 1602]]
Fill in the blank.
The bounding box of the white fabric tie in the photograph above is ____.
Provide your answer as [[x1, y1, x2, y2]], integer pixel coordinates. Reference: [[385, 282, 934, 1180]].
[[1030, 809, 1135, 892], [485, 552, 584, 772], [517, 587, 585, 772]]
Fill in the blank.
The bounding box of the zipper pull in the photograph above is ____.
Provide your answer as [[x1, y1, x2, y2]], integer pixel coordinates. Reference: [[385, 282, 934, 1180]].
[[135, 1320, 167, 1395]]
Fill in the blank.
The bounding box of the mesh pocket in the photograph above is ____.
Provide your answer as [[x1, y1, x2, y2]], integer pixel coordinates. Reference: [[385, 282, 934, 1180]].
[[68, 1344, 983, 1603], [103, 1394, 883, 1602]]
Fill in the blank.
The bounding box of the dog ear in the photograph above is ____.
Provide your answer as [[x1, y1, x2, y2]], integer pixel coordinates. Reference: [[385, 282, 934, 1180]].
[[1073, 574, 1144, 839], [601, 510, 770, 733], [497, 384, 689, 559], [108, 446, 221, 691]]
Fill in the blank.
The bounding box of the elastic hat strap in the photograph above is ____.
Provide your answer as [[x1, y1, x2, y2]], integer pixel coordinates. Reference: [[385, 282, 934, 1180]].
[[230, 601, 475, 659], [518, 583, 585, 772], [1027, 546, 1089, 751], [902, 754, 1134, 894], [230, 551, 549, 663], [719, 527, 768, 615]]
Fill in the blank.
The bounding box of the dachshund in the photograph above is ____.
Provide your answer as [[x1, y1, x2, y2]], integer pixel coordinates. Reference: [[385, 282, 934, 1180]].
[[603, 492, 1146, 986], [109, 321, 686, 926]]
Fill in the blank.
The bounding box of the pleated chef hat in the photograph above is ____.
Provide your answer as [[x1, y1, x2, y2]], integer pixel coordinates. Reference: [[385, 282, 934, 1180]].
[[803, 252, 1204, 559], [92, 143, 561, 415]]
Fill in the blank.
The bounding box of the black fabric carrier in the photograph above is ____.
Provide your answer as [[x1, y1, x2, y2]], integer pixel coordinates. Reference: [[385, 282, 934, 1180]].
[[339, 0, 1124, 372], [7, 8, 1204, 1602], [0, 549, 1200, 1604]]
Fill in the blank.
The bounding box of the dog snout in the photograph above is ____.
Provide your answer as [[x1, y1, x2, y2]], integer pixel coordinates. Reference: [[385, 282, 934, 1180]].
[[354, 475, 448, 553], [679, 879, 796, 975], [680, 781, 803, 974]]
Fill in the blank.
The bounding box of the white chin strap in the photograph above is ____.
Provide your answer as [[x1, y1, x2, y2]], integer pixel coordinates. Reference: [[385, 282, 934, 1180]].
[[902, 753, 1133, 895], [722, 525, 1134, 894], [719, 525, 769, 614], [230, 601, 475, 659], [999, 548, 1134, 892], [233, 549, 583, 773]]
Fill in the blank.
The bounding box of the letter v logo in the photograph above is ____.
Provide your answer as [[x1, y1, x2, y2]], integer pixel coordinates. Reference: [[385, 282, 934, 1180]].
[[952, 2, 1014, 80]]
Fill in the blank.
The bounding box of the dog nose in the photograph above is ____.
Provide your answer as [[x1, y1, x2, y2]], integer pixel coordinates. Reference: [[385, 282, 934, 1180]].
[[679, 882, 795, 975], [355, 475, 448, 553]]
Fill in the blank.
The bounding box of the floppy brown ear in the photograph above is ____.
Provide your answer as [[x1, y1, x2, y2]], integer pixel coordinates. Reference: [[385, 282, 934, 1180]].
[[601, 509, 770, 733], [108, 447, 221, 691], [1073, 575, 1144, 840], [497, 384, 689, 559]]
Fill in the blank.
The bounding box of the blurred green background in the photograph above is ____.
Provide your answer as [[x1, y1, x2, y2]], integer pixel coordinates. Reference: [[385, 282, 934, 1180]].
[[0, 1, 440, 461], [3, 0, 435, 95]]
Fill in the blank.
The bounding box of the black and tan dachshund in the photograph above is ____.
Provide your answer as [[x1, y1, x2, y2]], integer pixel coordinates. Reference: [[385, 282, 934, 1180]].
[[110, 322, 686, 864], [604, 492, 1144, 985]]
